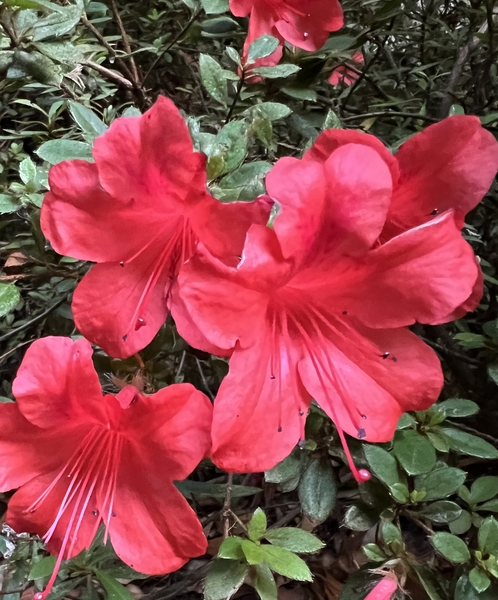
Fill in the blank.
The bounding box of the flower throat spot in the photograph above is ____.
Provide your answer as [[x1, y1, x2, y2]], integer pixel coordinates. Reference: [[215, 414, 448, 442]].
[[431, 208, 439, 215]]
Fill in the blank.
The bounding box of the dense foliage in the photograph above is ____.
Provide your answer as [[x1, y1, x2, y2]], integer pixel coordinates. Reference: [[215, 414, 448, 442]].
[[1, 0, 498, 599]]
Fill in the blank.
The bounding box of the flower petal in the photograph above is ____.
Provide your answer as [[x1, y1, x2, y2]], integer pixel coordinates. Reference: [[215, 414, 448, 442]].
[[108, 447, 207, 574], [0, 405, 76, 491], [93, 97, 205, 205], [12, 337, 103, 429], [7, 468, 100, 559], [41, 161, 154, 263], [118, 383, 212, 480], [212, 336, 310, 473], [387, 116, 498, 235], [72, 255, 170, 359], [331, 212, 480, 328], [297, 327, 403, 443], [273, 0, 343, 51]]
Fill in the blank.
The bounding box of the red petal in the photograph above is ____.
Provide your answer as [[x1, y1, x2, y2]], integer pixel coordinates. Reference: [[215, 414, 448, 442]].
[[229, 0, 253, 16], [0, 405, 76, 491], [108, 447, 207, 574], [117, 383, 212, 480], [190, 195, 271, 260], [12, 337, 104, 429], [72, 256, 170, 359], [93, 97, 205, 205], [334, 213, 480, 328], [242, 3, 282, 69], [212, 338, 310, 473], [364, 574, 398, 600], [387, 116, 498, 235], [305, 128, 399, 179], [7, 467, 99, 559], [41, 161, 154, 263], [173, 246, 268, 353], [297, 327, 403, 443], [274, 0, 343, 51]]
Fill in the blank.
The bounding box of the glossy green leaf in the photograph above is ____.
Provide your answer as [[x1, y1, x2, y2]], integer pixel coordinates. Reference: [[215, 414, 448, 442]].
[[0, 284, 20, 318], [218, 537, 245, 560], [298, 458, 336, 524], [248, 35, 279, 62], [261, 546, 312, 582], [441, 428, 498, 459], [393, 430, 436, 475], [248, 508, 267, 542], [431, 532, 470, 564], [439, 398, 480, 418], [93, 570, 135, 600], [264, 528, 324, 553], [478, 517, 498, 555], [420, 501, 462, 523], [415, 466, 467, 501], [36, 139, 92, 165], [251, 564, 277, 600]]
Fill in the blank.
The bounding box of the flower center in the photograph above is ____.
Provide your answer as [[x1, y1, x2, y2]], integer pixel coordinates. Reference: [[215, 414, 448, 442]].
[[29, 426, 123, 600]]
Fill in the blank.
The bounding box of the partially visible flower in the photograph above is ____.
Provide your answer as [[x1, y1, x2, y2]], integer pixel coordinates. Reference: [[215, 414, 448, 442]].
[[328, 50, 364, 86], [364, 573, 398, 600], [0, 337, 212, 598], [231, 0, 343, 70], [41, 96, 268, 358], [172, 116, 497, 477]]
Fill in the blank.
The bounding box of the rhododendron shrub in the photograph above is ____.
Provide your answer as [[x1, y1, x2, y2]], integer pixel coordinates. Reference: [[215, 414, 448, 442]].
[[172, 116, 498, 477], [230, 0, 343, 68], [41, 97, 268, 359], [0, 337, 212, 597]]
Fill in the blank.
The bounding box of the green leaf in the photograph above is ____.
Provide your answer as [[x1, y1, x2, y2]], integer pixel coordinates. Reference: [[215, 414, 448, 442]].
[[244, 102, 292, 121], [426, 431, 450, 453], [176, 480, 262, 499], [251, 564, 277, 600], [204, 559, 249, 600], [241, 540, 266, 565], [12, 49, 62, 85], [469, 568, 491, 593], [322, 109, 342, 130], [36, 140, 93, 165], [439, 398, 480, 418], [362, 543, 385, 562], [478, 517, 498, 555], [0, 194, 19, 214], [381, 521, 402, 547], [252, 117, 273, 148], [218, 537, 245, 560], [201, 0, 229, 14], [29, 556, 56, 580], [264, 528, 324, 553], [252, 64, 301, 79], [393, 430, 436, 475], [0, 283, 20, 318], [441, 428, 498, 459], [69, 101, 107, 142], [32, 3, 84, 41], [471, 477, 498, 504], [478, 499, 498, 512], [4, 0, 65, 10], [19, 157, 37, 185], [455, 575, 492, 600], [199, 54, 228, 105], [431, 532, 471, 564], [265, 449, 301, 485], [363, 444, 401, 488], [420, 501, 462, 523], [93, 570, 135, 600], [248, 508, 267, 542], [215, 120, 248, 172], [281, 86, 317, 101], [248, 35, 280, 62], [216, 161, 271, 201], [415, 466, 467, 501], [343, 504, 379, 532], [449, 510, 473, 535], [298, 458, 336, 525], [488, 363, 498, 386], [414, 567, 445, 600], [34, 41, 84, 65], [261, 546, 312, 582]]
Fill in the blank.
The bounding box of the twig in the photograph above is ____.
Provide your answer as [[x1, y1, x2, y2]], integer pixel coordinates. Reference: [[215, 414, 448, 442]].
[[175, 350, 187, 380], [109, 0, 140, 84], [222, 473, 234, 538], [403, 510, 434, 535], [226, 72, 245, 123], [82, 60, 134, 88], [0, 338, 34, 363], [446, 420, 498, 447], [81, 15, 135, 81], [142, 8, 202, 85], [0, 296, 66, 344], [194, 356, 214, 400], [342, 111, 438, 123], [420, 336, 481, 366]]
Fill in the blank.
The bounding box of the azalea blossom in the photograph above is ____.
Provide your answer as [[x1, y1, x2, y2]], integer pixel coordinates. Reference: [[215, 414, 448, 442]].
[[0, 337, 212, 597], [364, 573, 398, 600], [41, 96, 268, 358], [231, 0, 343, 69], [172, 116, 498, 477], [328, 50, 364, 86]]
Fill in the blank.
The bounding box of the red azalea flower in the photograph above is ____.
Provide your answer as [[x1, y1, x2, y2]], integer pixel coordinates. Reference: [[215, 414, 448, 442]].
[[171, 116, 498, 477], [231, 0, 343, 69], [41, 96, 268, 358], [364, 573, 398, 600], [328, 50, 364, 86], [0, 337, 212, 597]]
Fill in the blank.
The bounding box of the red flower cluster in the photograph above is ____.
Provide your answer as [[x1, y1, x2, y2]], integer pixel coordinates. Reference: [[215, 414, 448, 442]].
[[3, 96, 498, 586], [0, 337, 212, 597], [328, 50, 364, 86], [230, 0, 343, 69]]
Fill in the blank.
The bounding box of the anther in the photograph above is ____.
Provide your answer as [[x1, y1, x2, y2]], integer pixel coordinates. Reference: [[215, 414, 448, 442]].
[[277, 426, 282, 432], [361, 414, 367, 419], [392, 355, 398, 363], [298, 439, 306, 449], [122, 334, 128, 342], [357, 428, 366, 440], [299, 409, 305, 416], [112, 512, 117, 518], [430, 209, 439, 215], [92, 510, 98, 516], [381, 352, 390, 359]]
